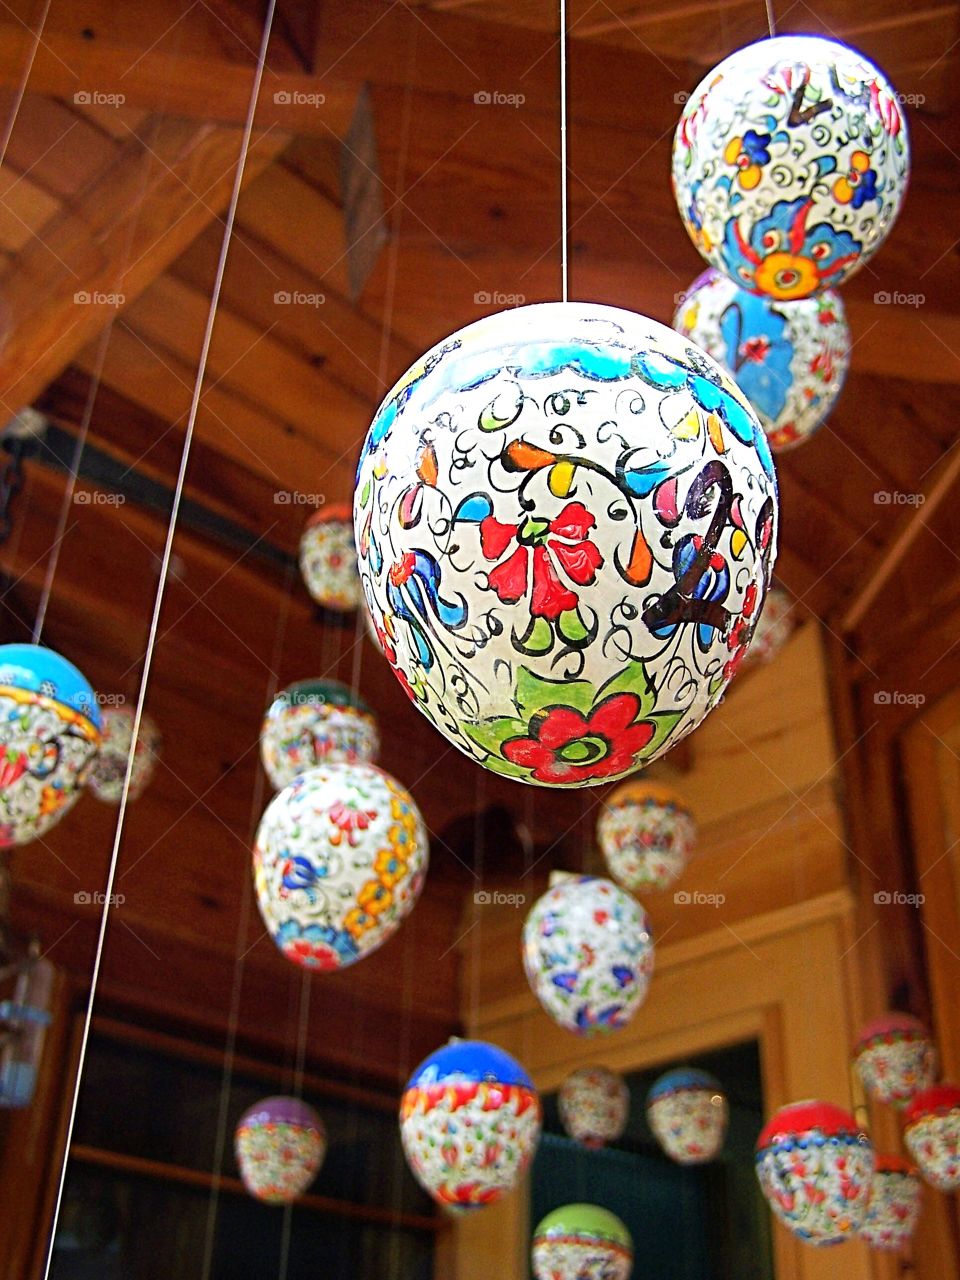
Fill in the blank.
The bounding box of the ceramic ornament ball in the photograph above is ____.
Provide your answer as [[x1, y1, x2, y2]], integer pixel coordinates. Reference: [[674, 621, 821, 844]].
[[399, 1039, 541, 1211], [673, 35, 910, 299], [0, 644, 101, 847], [646, 1068, 729, 1165], [355, 302, 778, 788], [260, 679, 380, 791], [234, 1096, 326, 1204], [755, 1100, 874, 1245], [559, 1065, 630, 1148], [904, 1084, 960, 1191], [853, 1012, 936, 1109], [299, 504, 363, 612], [522, 875, 654, 1035], [859, 1155, 922, 1252], [87, 707, 160, 805], [674, 270, 850, 452], [597, 780, 696, 894], [532, 1204, 634, 1280], [253, 762, 428, 971], [743, 584, 795, 667]]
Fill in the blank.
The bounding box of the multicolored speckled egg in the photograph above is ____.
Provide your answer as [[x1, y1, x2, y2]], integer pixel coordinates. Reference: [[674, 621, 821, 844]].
[[532, 1204, 633, 1280], [253, 763, 428, 971], [647, 1068, 728, 1165], [674, 270, 849, 451], [355, 303, 778, 787], [0, 644, 101, 847], [755, 1100, 874, 1245], [859, 1155, 922, 1251], [559, 1065, 629, 1148], [853, 1013, 936, 1109], [260, 679, 379, 790], [299, 504, 363, 611], [904, 1084, 960, 1191], [400, 1039, 541, 1211], [87, 706, 160, 804], [235, 1096, 326, 1204], [522, 876, 654, 1036], [673, 36, 910, 299], [597, 781, 695, 894]]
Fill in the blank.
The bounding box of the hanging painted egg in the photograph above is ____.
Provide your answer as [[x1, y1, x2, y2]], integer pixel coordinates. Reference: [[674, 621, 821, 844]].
[[253, 762, 428, 971], [354, 303, 777, 788], [0, 644, 101, 848], [853, 1013, 937, 1108], [904, 1084, 960, 1191], [400, 1039, 541, 1211], [299, 504, 363, 611], [234, 1095, 326, 1204], [532, 1204, 633, 1280], [522, 876, 654, 1035], [559, 1065, 630, 1148], [672, 36, 909, 299], [743, 584, 795, 667], [646, 1068, 728, 1164], [87, 706, 160, 804], [674, 270, 849, 451], [859, 1155, 922, 1251], [755, 1101, 874, 1244], [597, 781, 695, 894], [260, 679, 379, 790]]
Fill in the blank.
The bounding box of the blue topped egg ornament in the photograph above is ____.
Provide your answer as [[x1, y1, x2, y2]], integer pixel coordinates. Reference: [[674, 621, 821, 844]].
[[646, 1067, 728, 1164], [355, 303, 778, 786]]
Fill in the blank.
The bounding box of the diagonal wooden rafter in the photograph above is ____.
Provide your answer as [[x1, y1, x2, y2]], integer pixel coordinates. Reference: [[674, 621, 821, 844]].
[[0, 116, 289, 416]]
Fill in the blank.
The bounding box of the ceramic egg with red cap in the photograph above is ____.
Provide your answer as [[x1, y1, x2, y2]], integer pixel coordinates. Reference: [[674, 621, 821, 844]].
[[646, 1068, 728, 1165], [597, 781, 696, 894], [399, 1039, 541, 1211], [859, 1155, 922, 1251], [234, 1095, 326, 1204], [0, 644, 101, 847], [299, 503, 363, 611], [904, 1084, 960, 1191], [260, 679, 380, 790], [532, 1204, 634, 1280], [755, 1100, 874, 1244], [559, 1065, 629, 1148], [853, 1012, 936, 1108], [522, 875, 654, 1036]]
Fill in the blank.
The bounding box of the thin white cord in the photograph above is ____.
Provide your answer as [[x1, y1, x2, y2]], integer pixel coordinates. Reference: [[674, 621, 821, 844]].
[[41, 3, 278, 1272], [559, 0, 569, 302], [0, 0, 52, 173], [765, 0, 777, 37]]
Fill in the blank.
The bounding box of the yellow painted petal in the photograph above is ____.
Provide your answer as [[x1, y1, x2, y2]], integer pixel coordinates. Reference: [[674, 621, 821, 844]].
[[673, 408, 702, 441], [833, 177, 853, 203], [730, 528, 747, 560], [548, 459, 576, 498], [723, 136, 743, 164], [851, 150, 870, 172], [739, 165, 762, 190], [706, 412, 726, 454]]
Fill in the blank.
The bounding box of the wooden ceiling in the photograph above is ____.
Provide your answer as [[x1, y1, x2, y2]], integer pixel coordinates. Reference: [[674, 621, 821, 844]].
[[0, 0, 958, 1079]]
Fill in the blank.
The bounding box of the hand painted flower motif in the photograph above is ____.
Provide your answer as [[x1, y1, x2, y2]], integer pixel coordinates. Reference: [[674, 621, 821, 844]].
[[833, 151, 879, 209], [723, 129, 771, 189], [480, 502, 602, 621], [502, 693, 654, 786]]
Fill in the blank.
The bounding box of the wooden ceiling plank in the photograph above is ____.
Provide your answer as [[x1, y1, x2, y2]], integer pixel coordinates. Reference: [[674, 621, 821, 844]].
[[0, 116, 288, 416]]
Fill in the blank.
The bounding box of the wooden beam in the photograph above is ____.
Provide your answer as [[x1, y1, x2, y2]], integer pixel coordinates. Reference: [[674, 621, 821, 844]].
[[0, 117, 288, 416]]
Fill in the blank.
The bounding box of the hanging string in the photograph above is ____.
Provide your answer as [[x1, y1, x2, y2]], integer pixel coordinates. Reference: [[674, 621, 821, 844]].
[[277, 968, 312, 1280], [764, 0, 777, 38], [0, 0, 52, 174], [199, 559, 295, 1280], [41, 4, 278, 1273], [559, 0, 569, 303]]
